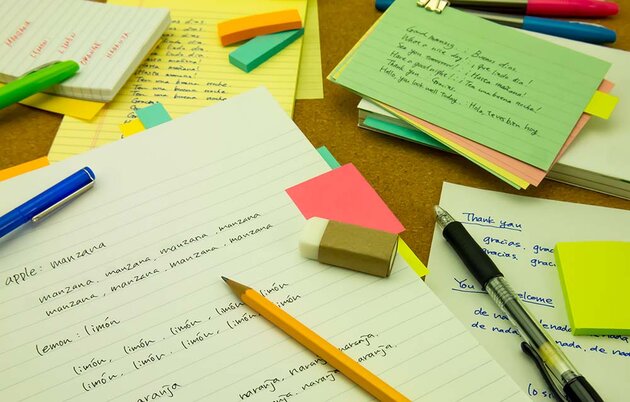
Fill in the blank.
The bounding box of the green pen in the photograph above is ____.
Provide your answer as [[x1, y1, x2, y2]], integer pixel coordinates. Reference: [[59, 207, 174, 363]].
[[0, 60, 79, 109]]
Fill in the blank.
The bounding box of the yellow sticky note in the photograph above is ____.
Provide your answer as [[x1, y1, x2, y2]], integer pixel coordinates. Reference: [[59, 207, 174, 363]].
[[555, 241, 630, 336], [398, 238, 429, 279], [584, 90, 619, 120], [0, 157, 49, 181], [120, 119, 146, 137], [0, 84, 105, 120], [48, 0, 307, 163]]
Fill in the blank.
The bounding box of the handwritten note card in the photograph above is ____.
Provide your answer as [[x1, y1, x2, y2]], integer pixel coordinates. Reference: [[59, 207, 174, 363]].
[[0, 89, 526, 401], [48, 0, 307, 163], [427, 183, 630, 401], [331, 0, 610, 170]]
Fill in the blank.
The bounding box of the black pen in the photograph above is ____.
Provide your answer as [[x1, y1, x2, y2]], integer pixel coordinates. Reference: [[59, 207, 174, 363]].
[[434, 205, 603, 402]]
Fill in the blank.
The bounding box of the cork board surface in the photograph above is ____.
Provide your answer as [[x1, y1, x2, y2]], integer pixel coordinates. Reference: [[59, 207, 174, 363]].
[[1, 0, 629, 265]]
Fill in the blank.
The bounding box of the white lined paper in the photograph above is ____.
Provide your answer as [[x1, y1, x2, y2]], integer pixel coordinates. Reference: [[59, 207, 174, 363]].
[[0, 0, 169, 101], [0, 88, 526, 401]]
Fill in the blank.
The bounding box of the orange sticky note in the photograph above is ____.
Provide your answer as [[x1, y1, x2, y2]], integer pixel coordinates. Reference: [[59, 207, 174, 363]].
[[0, 157, 49, 181], [285, 163, 405, 234], [217, 9, 302, 46]]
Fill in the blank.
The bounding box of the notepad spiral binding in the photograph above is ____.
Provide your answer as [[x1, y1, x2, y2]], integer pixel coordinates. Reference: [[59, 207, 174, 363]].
[[417, 0, 450, 13]]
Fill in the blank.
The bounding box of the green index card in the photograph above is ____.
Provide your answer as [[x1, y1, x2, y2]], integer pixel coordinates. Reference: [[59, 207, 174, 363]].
[[331, 0, 610, 170]]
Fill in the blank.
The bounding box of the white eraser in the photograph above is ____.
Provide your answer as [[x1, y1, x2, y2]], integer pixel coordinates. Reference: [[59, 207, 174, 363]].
[[299, 217, 329, 260]]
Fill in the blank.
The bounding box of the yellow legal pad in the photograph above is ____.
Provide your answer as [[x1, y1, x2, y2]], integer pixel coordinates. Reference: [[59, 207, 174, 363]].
[[555, 241, 630, 336]]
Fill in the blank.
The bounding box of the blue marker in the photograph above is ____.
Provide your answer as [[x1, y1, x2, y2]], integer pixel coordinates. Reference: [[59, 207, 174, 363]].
[[0, 167, 95, 238], [468, 10, 616, 44], [375, 0, 395, 11]]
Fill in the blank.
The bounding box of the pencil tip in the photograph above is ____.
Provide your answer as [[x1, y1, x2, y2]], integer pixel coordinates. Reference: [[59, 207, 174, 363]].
[[221, 276, 229, 283]]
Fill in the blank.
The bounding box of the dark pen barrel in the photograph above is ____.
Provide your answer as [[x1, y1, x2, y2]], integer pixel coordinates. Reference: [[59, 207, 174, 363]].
[[442, 221, 502, 289]]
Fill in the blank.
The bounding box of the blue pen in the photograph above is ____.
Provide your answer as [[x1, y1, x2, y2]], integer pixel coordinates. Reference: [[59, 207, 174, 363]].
[[467, 10, 616, 44], [0, 167, 95, 238], [375, 0, 615, 44]]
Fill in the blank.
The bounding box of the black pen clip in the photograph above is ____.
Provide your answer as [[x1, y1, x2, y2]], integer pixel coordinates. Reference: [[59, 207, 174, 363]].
[[521, 341, 568, 402]]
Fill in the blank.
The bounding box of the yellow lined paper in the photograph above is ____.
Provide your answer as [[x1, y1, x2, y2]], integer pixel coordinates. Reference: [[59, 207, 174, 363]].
[[48, 0, 307, 162], [295, 0, 323, 99]]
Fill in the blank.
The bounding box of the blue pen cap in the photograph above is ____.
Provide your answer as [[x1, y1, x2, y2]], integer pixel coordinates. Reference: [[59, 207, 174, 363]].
[[523, 17, 616, 44], [0, 167, 95, 237]]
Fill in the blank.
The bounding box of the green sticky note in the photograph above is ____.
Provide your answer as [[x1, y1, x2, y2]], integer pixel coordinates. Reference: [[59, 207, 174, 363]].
[[230, 29, 304, 73], [555, 241, 630, 336], [316, 146, 341, 168], [331, 1, 610, 170], [136, 102, 172, 128]]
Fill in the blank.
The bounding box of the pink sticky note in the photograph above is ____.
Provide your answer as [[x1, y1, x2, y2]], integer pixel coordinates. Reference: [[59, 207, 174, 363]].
[[286, 163, 405, 234]]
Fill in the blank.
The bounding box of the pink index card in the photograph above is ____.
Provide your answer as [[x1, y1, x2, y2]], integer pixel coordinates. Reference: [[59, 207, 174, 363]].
[[285, 163, 405, 234], [383, 80, 613, 187]]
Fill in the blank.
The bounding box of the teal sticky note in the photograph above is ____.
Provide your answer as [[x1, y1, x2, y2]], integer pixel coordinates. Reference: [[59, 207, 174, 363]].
[[363, 117, 451, 152], [229, 29, 304, 73], [136, 102, 172, 128], [316, 146, 341, 169]]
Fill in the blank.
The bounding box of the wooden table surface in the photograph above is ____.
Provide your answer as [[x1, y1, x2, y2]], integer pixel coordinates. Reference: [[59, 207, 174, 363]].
[[1, 0, 629, 264]]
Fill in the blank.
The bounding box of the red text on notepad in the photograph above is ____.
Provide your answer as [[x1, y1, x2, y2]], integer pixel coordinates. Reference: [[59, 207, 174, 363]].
[[30, 40, 48, 58], [106, 32, 129, 59], [4, 20, 30, 47], [57, 33, 76, 55], [80, 41, 102, 65]]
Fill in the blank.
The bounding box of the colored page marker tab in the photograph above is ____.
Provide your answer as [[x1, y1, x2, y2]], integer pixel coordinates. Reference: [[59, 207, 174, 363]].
[[286, 163, 405, 234], [316, 146, 341, 169], [136, 102, 172, 128], [230, 28, 304, 73], [0, 157, 49, 181], [397, 238, 429, 278], [119, 119, 146, 137], [584, 90, 618, 119], [217, 9, 302, 46]]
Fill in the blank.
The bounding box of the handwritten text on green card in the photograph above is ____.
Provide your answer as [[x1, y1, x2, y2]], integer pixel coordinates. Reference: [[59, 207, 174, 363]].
[[332, 1, 610, 169]]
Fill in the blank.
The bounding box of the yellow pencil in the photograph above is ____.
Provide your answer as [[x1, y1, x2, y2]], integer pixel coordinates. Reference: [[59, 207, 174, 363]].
[[221, 276, 410, 402]]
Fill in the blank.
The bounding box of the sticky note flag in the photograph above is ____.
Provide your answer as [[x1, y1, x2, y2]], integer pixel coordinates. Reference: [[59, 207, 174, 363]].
[[230, 29, 304, 72], [0, 83, 105, 120], [315, 146, 341, 169], [585, 90, 619, 119], [397, 238, 429, 278], [218, 9, 302, 46], [136, 102, 172, 128], [314, 146, 427, 278], [363, 116, 451, 152], [119, 119, 146, 137], [555, 241, 630, 336], [286, 163, 405, 234], [0, 157, 49, 181]]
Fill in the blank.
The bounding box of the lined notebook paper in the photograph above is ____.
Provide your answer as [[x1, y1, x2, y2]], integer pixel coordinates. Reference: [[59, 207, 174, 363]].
[[48, 0, 307, 163], [427, 183, 630, 401], [0, 88, 526, 401], [0, 0, 170, 101]]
